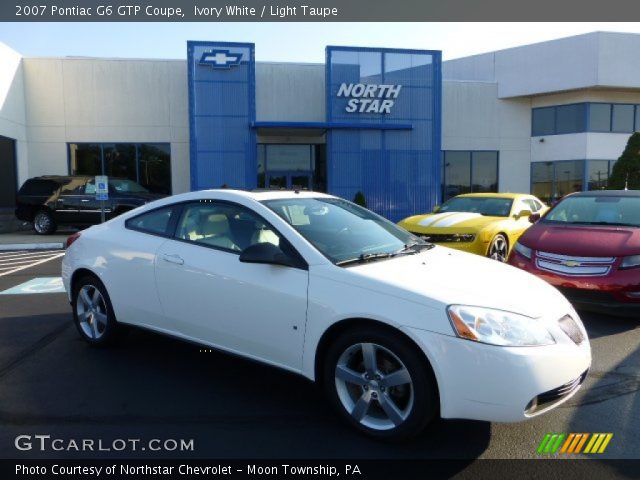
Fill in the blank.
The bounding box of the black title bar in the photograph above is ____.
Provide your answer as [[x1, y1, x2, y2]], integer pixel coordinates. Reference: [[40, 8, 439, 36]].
[[4, 0, 640, 22]]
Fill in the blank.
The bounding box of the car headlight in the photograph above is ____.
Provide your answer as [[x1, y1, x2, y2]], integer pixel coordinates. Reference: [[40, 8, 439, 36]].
[[620, 255, 640, 269], [513, 242, 532, 260], [447, 305, 555, 347]]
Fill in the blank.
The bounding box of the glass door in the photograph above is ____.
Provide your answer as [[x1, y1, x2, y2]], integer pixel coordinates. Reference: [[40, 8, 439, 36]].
[[262, 145, 314, 190]]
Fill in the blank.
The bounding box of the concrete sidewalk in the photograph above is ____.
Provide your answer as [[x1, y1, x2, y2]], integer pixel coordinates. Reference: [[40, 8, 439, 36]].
[[0, 229, 77, 251]]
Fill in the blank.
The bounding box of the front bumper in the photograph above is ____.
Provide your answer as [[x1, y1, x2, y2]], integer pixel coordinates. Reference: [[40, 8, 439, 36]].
[[509, 251, 640, 316], [402, 323, 591, 423]]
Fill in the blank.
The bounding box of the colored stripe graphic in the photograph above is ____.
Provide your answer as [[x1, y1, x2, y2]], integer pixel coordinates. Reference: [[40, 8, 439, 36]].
[[537, 433, 565, 454], [584, 433, 614, 454], [539, 433, 613, 454]]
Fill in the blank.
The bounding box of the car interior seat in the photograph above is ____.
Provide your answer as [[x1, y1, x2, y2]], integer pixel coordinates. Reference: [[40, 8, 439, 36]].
[[199, 214, 240, 250]]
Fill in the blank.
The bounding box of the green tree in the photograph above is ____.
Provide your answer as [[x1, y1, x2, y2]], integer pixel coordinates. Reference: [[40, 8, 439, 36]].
[[608, 132, 640, 190], [353, 191, 367, 208]]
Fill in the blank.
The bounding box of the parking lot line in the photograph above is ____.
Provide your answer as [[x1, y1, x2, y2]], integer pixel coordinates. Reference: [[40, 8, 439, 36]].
[[0, 252, 65, 278], [0, 249, 62, 260]]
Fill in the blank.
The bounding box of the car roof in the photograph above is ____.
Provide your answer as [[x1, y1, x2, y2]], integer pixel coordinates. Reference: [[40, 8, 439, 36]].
[[454, 192, 531, 199], [165, 188, 335, 203], [568, 189, 640, 197]]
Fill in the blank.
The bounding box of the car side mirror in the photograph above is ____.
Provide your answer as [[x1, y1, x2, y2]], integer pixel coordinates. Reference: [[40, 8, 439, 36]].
[[528, 212, 541, 224], [239, 242, 296, 268], [515, 209, 533, 220], [432, 205, 441, 213]]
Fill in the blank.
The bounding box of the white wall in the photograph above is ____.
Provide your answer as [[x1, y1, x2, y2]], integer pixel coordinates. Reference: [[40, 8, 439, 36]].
[[256, 62, 325, 122], [446, 32, 640, 99], [0, 43, 28, 185], [21, 57, 190, 193], [442, 81, 532, 193]]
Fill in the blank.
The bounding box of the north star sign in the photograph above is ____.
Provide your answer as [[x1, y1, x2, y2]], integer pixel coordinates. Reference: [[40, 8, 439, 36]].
[[337, 83, 402, 114]]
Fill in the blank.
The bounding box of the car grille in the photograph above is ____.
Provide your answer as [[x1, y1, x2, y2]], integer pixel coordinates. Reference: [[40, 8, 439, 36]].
[[558, 315, 585, 345], [526, 369, 588, 415], [414, 233, 475, 243], [535, 251, 615, 277]]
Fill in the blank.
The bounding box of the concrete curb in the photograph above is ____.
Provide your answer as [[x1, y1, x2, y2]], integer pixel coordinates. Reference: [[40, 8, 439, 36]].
[[0, 243, 64, 252]]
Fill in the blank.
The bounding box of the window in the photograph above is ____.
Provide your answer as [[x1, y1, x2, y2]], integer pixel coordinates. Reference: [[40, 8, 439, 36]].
[[532, 103, 640, 135], [556, 104, 586, 134], [588, 104, 611, 132], [522, 198, 544, 213], [531, 162, 554, 204], [264, 197, 421, 265], [59, 177, 89, 195], [69, 143, 172, 194], [532, 160, 614, 203], [442, 151, 499, 201], [126, 206, 175, 236], [612, 104, 635, 133], [176, 202, 282, 253], [587, 160, 611, 190], [532, 107, 555, 136]]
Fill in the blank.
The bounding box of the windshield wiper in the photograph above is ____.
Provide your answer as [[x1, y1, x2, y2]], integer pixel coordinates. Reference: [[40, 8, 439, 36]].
[[336, 243, 434, 267], [398, 242, 435, 254], [336, 252, 396, 267]]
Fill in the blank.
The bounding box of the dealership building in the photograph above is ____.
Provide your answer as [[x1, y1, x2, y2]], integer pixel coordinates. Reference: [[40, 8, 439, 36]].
[[2, 31, 640, 222]]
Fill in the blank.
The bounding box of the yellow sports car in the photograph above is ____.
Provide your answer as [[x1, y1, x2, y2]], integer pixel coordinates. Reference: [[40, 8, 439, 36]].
[[398, 193, 548, 262]]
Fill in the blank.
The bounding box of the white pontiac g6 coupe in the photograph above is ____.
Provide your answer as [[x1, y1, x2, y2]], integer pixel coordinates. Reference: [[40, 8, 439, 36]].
[[62, 190, 591, 440]]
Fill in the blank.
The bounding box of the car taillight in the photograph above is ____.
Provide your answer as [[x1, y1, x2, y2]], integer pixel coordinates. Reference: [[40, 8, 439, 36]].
[[66, 232, 81, 249]]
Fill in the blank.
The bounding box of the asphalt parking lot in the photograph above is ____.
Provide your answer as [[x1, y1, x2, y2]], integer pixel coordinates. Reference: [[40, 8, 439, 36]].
[[0, 253, 638, 466]]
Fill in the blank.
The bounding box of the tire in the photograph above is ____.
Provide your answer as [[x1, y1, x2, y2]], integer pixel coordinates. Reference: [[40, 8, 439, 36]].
[[323, 327, 438, 441], [488, 234, 508, 262], [71, 275, 119, 346], [33, 209, 57, 235]]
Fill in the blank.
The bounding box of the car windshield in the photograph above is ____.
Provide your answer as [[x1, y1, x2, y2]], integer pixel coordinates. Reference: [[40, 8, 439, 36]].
[[543, 195, 640, 227], [438, 197, 513, 217], [262, 197, 430, 265], [109, 179, 149, 193]]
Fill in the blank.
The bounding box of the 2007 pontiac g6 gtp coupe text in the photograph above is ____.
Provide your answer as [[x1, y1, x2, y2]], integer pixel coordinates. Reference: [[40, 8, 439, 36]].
[[62, 190, 591, 440]]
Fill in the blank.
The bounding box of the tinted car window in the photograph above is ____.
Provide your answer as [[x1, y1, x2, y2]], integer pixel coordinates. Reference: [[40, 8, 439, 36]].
[[263, 197, 422, 265], [544, 195, 640, 227], [126, 206, 174, 236], [19, 179, 59, 196], [109, 179, 149, 194], [439, 197, 514, 217], [59, 178, 89, 195]]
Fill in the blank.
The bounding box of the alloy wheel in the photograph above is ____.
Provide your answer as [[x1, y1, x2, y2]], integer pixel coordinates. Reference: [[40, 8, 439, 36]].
[[334, 342, 414, 431], [34, 212, 51, 234], [489, 235, 508, 262], [76, 284, 108, 340]]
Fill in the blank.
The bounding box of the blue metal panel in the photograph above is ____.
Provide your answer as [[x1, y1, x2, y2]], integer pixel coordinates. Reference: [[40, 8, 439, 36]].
[[187, 41, 256, 191], [326, 46, 442, 222], [251, 121, 412, 130]]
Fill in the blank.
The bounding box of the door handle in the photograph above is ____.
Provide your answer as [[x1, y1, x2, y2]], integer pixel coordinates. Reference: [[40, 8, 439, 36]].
[[162, 253, 184, 265], [81, 199, 90, 202]]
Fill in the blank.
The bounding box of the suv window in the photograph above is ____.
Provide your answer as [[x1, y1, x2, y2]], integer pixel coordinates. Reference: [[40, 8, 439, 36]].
[[126, 206, 175, 236], [60, 178, 89, 195], [175, 201, 282, 253], [19, 179, 59, 196]]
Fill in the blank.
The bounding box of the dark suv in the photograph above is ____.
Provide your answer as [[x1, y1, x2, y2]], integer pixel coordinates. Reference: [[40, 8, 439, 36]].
[[15, 176, 165, 234]]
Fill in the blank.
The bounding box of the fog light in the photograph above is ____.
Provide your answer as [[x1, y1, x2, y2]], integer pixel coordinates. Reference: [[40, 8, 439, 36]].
[[625, 291, 640, 299]]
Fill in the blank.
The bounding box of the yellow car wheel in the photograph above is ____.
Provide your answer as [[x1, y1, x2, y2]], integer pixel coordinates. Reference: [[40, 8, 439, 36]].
[[488, 234, 509, 262]]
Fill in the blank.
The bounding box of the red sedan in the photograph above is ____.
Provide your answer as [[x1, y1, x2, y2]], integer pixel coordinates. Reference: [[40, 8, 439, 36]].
[[508, 190, 640, 316]]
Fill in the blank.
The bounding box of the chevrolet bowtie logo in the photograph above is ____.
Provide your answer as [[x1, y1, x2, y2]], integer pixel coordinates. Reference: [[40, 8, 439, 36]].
[[563, 260, 581, 267], [199, 50, 243, 69]]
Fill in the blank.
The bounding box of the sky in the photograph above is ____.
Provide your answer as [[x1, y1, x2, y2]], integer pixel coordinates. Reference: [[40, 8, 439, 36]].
[[1, 22, 640, 61]]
